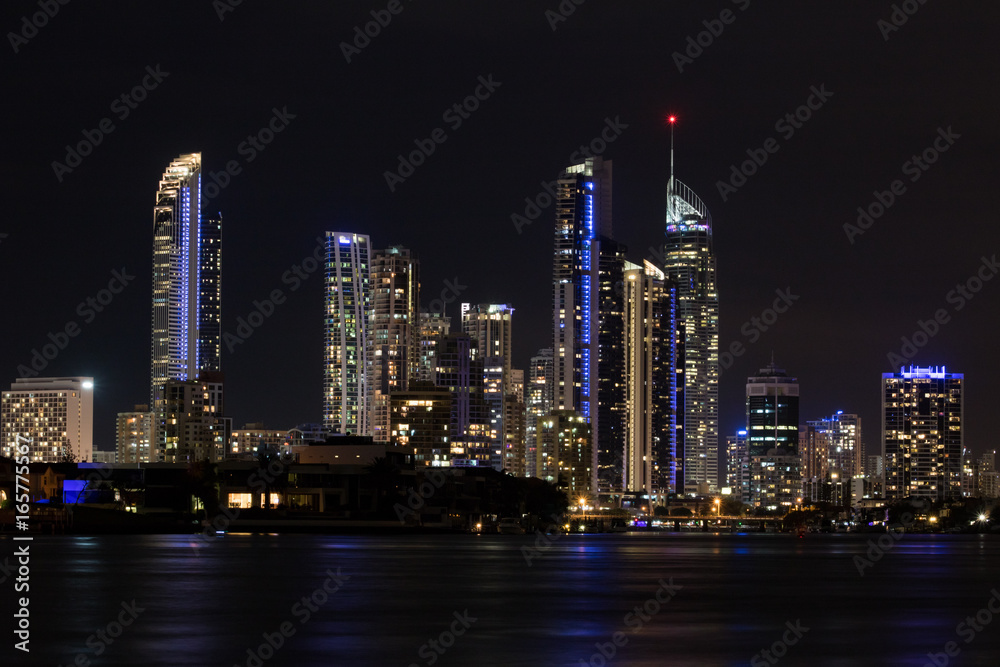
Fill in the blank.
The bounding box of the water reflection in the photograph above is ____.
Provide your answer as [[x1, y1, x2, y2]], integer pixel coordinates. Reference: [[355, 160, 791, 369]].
[[9, 533, 1000, 666]]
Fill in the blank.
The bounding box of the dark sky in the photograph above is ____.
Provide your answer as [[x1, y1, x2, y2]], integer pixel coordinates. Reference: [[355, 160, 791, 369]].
[[3, 1, 998, 462]]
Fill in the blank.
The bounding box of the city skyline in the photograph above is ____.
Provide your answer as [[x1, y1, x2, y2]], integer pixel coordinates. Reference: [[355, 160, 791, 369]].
[[3, 3, 998, 464]]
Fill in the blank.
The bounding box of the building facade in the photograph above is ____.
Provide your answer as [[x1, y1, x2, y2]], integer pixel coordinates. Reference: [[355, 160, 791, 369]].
[[551, 157, 612, 497], [883, 366, 963, 502], [151, 153, 223, 460], [116, 404, 154, 464], [1, 377, 94, 463], [746, 362, 801, 510], [324, 232, 371, 436], [661, 166, 718, 493], [370, 246, 420, 442], [536, 410, 593, 501], [525, 348, 554, 479]]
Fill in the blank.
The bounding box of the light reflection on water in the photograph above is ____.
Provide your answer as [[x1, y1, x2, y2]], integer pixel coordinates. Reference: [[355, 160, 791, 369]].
[[8, 533, 1000, 666]]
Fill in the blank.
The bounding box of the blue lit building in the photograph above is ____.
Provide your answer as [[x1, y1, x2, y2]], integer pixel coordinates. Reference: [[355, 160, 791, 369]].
[[662, 154, 719, 493], [551, 157, 612, 497], [151, 153, 222, 461]]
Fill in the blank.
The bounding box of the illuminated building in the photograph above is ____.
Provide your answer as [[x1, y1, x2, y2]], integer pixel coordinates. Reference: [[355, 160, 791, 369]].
[[417, 310, 451, 383], [597, 237, 628, 495], [434, 334, 492, 467], [661, 127, 719, 493], [503, 393, 527, 477], [726, 431, 749, 504], [1, 377, 94, 463], [230, 423, 288, 459], [388, 383, 453, 468], [883, 366, 963, 501], [809, 412, 862, 478], [746, 361, 801, 509], [622, 260, 675, 502], [159, 373, 227, 463], [116, 404, 153, 464], [462, 303, 514, 470], [151, 153, 223, 461], [552, 156, 612, 495], [525, 348, 554, 478], [536, 410, 592, 500], [370, 246, 420, 442], [324, 232, 371, 436]]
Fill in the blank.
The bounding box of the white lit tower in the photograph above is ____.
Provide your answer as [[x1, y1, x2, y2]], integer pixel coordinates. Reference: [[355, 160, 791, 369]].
[[660, 118, 719, 494]]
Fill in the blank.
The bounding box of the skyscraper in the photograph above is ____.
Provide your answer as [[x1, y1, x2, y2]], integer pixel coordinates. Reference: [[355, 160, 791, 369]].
[[622, 260, 675, 502], [661, 133, 719, 493], [462, 303, 514, 470], [746, 361, 800, 510], [725, 431, 750, 504], [808, 412, 863, 479], [883, 366, 963, 502], [324, 232, 371, 436], [369, 246, 420, 442], [597, 237, 628, 495], [417, 310, 451, 384], [151, 153, 222, 460], [151, 153, 220, 401], [526, 348, 554, 479], [432, 334, 491, 467], [552, 156, 611, 497]]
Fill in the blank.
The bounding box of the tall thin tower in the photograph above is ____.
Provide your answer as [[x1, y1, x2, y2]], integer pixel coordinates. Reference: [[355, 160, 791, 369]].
[[661, 118, 719, 493], [151, 153, 220, 404], [551, 156, 612, 497], [324, 232, 371, 435]]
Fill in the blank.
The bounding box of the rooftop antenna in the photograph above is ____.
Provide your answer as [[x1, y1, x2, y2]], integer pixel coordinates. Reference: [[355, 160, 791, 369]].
[[667, 114, 677, 220]]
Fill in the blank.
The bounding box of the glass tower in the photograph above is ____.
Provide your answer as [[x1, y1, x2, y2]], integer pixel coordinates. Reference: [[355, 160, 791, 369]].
[[324, 232, 371, 435], [151, 153, 222, 461], [662, 155, 719, 493]]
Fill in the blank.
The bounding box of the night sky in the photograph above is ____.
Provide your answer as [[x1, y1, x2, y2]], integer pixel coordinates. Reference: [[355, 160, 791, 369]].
[[3, 1, 998, 462]]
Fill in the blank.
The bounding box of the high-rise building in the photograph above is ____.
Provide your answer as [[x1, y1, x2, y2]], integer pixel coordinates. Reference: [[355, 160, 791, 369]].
[[661, 143, 718, 493], [461, 303, 513, 381], [370, 246, 420, 442], [536, 410, 593, 501], [725, 431, 749, 504], [622, 260, 675, 502], [503, 393, 527, 477], [799, 423, 829, 503], [324, 232, 371, 436], [417, 311, 451, 384], [159, 373, 227, 463], [151, 153, 220, 402], [746, 362, 801, 510], [526, 348, 554, 478], [865, 454, 884, 499], [552, 156, 612, 496], [116, 404, 153, 464], [433, 334, 492, 466], [597, 237, 628, 495], [199, 212, 223, 373], [462, 303, 515, 471], [151, 153, 223, 460], [883, 366, 963, 502], [809, 412, 863, 479], [388, 382, 454, 468], [1, 377, 94, 462]]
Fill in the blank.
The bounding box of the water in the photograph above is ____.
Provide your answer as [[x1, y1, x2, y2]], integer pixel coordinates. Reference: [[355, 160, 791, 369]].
[[6, 532, 1000, 666]]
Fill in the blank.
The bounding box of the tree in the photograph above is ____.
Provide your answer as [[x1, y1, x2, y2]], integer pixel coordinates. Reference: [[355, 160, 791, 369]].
[[720, 497, 746, 517], [364, 456, 401, 516], [186, 459, 220, 518]]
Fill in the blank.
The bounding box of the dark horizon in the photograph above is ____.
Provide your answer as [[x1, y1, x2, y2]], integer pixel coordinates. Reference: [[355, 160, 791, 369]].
[[3, 1, 998, 464]]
